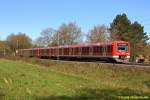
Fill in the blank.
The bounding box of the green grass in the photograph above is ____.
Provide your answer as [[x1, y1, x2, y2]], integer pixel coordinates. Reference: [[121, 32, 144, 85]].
[[0, 58, 150, 100]]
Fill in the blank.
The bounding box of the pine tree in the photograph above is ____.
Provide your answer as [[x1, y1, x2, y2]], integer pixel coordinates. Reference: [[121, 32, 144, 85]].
[[128, 22, 149, 61], [110, 13, 149, 62], [110, 13, 131, 41]]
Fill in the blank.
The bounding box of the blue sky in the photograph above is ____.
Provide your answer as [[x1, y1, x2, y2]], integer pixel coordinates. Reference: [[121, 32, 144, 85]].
[[0, 0, 150, 40]]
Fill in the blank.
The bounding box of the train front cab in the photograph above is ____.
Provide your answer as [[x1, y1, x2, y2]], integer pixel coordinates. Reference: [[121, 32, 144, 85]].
[[112, 41, 130, 63]]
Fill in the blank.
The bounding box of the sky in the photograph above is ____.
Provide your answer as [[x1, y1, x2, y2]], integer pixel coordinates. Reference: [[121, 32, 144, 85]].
[[0, 0, 150, 41]]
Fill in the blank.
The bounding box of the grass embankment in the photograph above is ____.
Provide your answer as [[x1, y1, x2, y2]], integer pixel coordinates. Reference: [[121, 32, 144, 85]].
[[0, 57, 150, 100]]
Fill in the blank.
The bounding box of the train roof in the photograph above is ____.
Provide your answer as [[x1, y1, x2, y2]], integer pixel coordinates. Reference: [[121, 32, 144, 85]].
[[21, 41, 129, 50]]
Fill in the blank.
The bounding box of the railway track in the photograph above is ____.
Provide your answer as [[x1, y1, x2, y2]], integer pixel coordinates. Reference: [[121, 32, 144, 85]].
[[122, 62, 150, 67], [3, 56, 150, 68], [52, 58, 150, 67]]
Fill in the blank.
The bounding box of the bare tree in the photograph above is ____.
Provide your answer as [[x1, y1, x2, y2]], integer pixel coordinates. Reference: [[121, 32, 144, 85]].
[[87, 25, 109, 43], [35, 28, 56, 47], [51, 22, 82, 46], [35, 37, 46, 47]]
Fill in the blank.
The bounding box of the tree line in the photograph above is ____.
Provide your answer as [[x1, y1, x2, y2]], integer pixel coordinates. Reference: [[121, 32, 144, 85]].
[[0, 13, 149, 62]]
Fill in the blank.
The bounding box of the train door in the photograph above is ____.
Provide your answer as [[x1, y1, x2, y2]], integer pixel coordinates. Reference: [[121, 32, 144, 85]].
[[36, 48, 40, 57], [69, 48, 74, 56], [89, 46, 93, 56], [79, 47, 82, 56], [102, 42, 108, 57], [102, 45, 105, 56]]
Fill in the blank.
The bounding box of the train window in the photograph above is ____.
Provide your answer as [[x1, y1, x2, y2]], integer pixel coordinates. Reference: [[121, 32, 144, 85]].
[[46, 49, 49, 54], [117, 44, 128, 51], [75, 48, 78, 52], [108, 46, 112, 52], [42, 49, 44, 55], [74, 48, 79, 55], [52, 49, 54, 54], [59, 48, 62, 55], [93, 46, 100, 52], [66, 48, 69, 52], [81, 47, 89, 55], [64, 48, 69, 55]]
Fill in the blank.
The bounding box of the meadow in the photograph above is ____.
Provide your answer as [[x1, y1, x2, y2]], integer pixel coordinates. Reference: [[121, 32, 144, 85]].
[[0, 57, 150, 100]]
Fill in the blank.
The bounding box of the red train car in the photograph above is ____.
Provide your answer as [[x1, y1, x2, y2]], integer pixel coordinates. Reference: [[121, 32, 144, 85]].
[[17, 41, 130, 63]]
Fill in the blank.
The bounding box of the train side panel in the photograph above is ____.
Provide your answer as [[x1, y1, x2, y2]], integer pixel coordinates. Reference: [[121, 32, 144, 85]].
[[17, 41, 130, 62]]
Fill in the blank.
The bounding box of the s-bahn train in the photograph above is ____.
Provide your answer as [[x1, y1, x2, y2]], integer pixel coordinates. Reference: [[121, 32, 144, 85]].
[[17, 41, 130, 63]]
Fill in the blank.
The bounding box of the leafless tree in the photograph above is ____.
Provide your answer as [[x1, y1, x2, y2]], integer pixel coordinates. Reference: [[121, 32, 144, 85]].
[[35, 28, 56, 47], [51, 22, 82, 46], [87, 25, 109, 43]]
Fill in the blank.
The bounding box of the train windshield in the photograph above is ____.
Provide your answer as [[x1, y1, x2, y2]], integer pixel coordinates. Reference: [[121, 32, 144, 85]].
[[117, 44, 128, 51]]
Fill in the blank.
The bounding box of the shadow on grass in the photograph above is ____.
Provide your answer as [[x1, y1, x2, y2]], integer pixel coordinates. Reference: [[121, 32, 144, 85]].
[[35, 88, 150, 100]]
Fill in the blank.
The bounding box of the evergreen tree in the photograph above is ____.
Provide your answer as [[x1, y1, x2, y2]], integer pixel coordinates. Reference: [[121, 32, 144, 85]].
[[110, 13, 149, 62], [110, 13, 131, 41], [128, 22, 149, 61]]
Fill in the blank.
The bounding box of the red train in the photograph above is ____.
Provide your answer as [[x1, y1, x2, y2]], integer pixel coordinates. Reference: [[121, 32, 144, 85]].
[[17, 41, 130, 63]]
